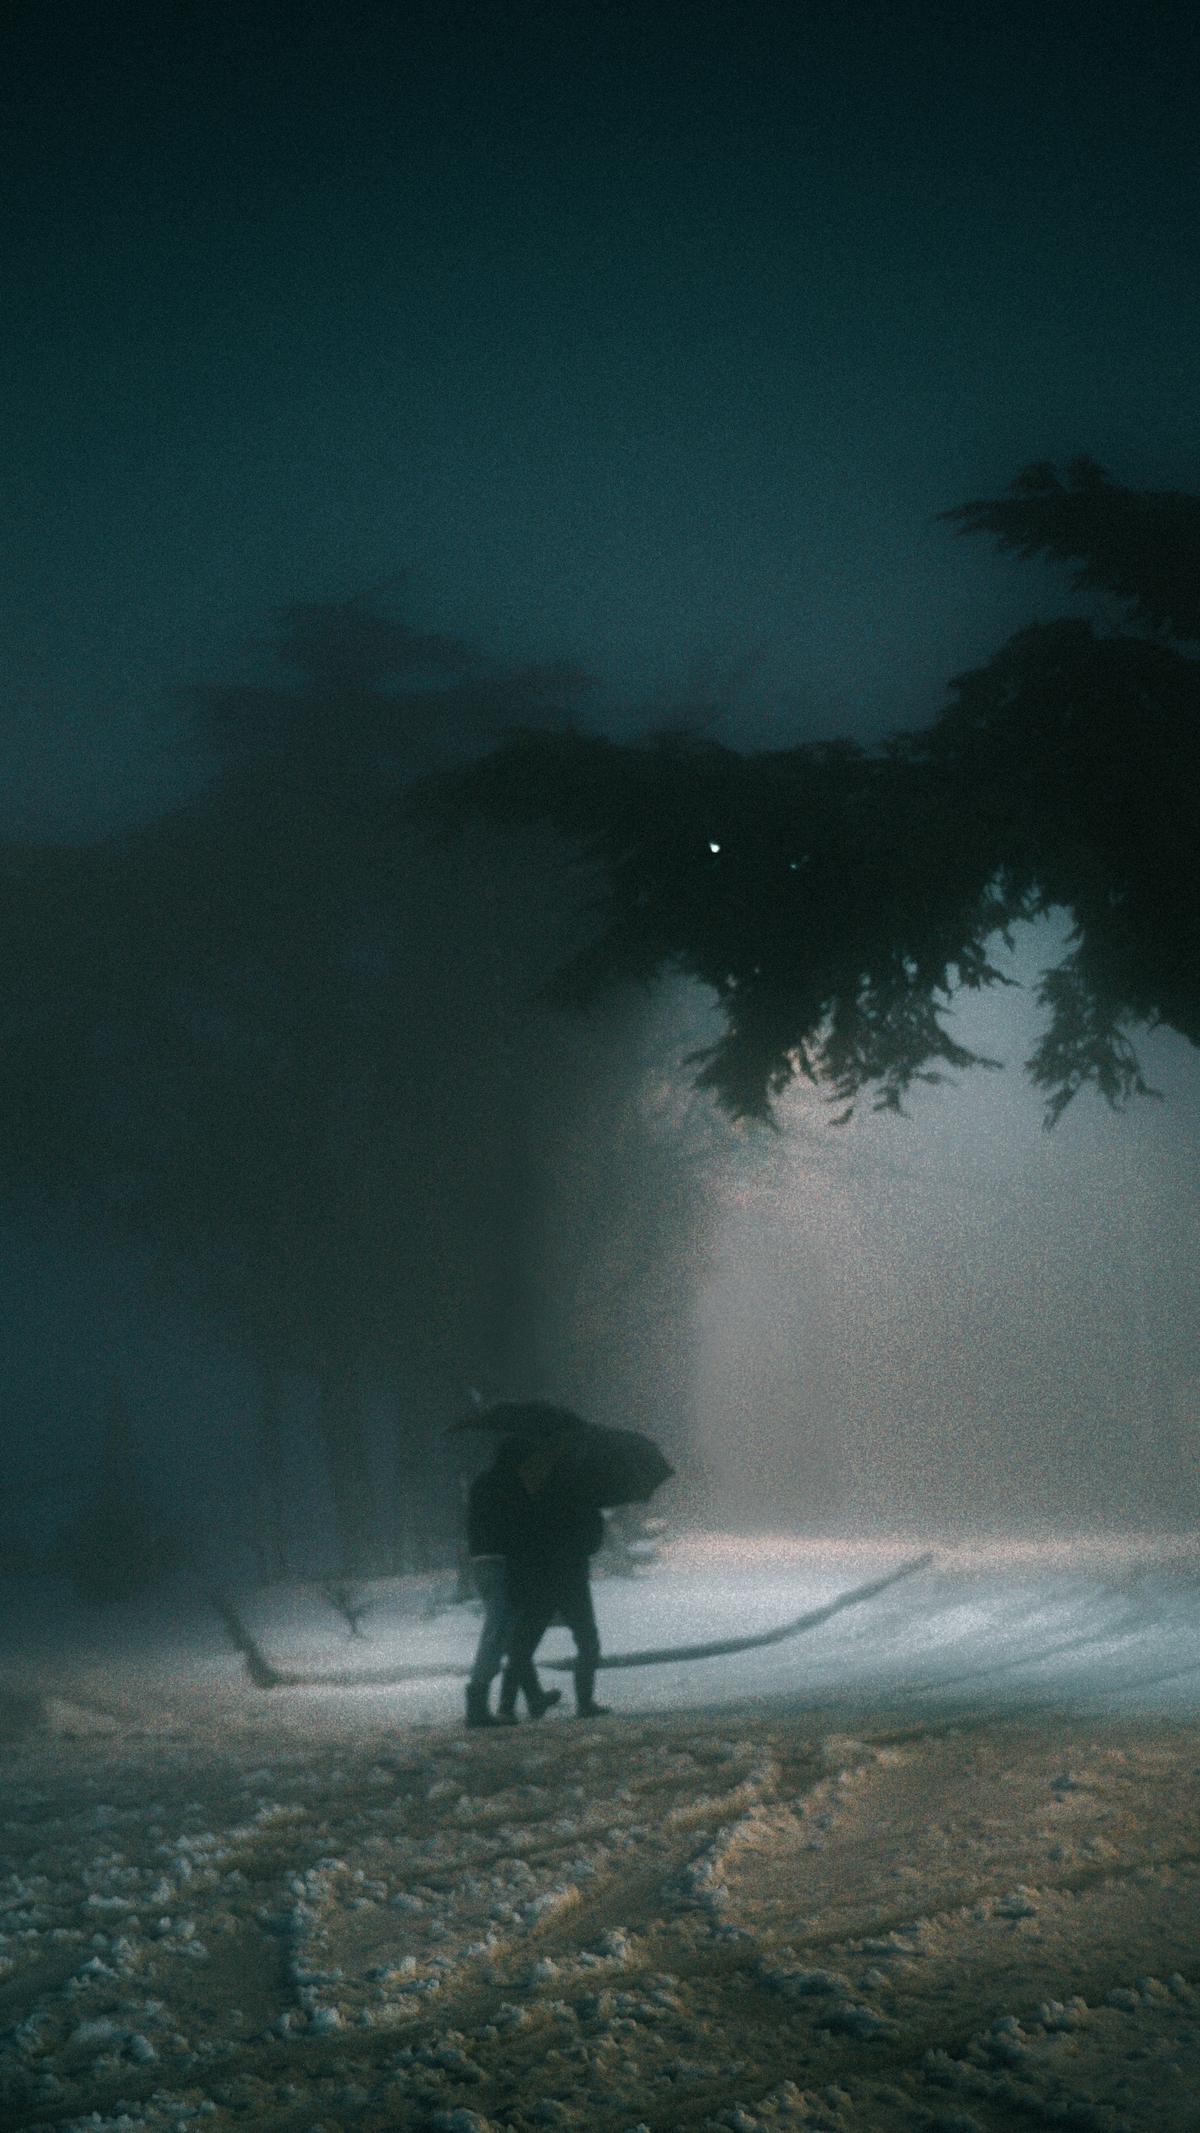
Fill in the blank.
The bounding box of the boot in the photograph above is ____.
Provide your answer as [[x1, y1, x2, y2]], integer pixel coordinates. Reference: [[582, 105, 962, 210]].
[[465, 1682, 498, 1728], [573, 1662, 610, 1718], [525, 1684, 562, 1721], [496, 1666, 521, 1724]]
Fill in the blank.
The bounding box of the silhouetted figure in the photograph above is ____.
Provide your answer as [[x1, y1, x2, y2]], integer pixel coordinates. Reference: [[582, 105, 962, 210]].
[[495, 1425, 609, 1721], [464, 1436, 562, 1726]]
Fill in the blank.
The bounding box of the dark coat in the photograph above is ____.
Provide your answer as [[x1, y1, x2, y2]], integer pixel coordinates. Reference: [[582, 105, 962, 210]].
[[467, 1441, 604, 1596]]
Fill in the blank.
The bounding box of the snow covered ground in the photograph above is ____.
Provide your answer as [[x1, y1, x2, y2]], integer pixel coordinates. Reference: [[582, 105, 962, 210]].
[[3, 1534, 1200, 2132]]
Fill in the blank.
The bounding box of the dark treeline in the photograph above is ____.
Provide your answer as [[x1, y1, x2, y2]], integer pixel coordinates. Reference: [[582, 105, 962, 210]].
[[0, 603, 724, 1583]]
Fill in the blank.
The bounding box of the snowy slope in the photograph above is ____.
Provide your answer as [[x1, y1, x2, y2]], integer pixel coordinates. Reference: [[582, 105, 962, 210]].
[[2, 1535, 1199, 2132], [195, 1533, 1200, 1722]]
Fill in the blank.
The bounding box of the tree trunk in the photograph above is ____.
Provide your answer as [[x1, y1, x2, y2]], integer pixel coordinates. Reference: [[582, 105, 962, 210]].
[[392, 1383, 430, 1572], [317, 1354, 375, 1573], [251, 1352, 289, 1580]]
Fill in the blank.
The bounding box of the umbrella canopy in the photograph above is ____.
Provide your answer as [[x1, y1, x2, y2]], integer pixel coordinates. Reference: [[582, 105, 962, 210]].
[[447, 1404, 673, 1509], [570, 1425, 674, 1509]]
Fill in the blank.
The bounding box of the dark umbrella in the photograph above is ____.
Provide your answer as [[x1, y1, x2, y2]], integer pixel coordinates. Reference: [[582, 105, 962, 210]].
[[569, 1425, 674, 1509], [447, 1404, 673, 1509]]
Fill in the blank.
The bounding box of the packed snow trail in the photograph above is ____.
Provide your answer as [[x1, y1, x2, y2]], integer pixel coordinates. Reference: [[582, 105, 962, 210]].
[[546, 1549, 934, 1667], [220, 1552, 935, 1689], [2, 1702, 1199, 2132], [5, 1540, 1200, 2129]]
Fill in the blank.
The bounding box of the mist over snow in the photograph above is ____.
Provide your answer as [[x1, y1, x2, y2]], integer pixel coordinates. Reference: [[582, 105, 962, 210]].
[[3, 7, 1198, 2123]]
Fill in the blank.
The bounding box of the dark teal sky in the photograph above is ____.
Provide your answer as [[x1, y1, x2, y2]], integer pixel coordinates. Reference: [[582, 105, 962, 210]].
[[5, 0, 1200, 835]]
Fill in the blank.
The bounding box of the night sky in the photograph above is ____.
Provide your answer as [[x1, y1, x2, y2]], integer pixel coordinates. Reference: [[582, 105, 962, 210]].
[[6, 0, 1200, 836]]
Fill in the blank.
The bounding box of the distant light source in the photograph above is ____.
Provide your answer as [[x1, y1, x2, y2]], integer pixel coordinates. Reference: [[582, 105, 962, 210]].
[[708, 840, 721, 854]]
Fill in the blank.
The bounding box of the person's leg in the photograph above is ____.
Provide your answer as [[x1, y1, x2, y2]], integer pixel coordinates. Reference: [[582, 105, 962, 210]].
[[561, 1565, 606, 1715], [469, 1560, 512, 1684], [466, 1559, 511, 1726], [499, 1591, 552, 1719], [524, 1675, 562, 1720]]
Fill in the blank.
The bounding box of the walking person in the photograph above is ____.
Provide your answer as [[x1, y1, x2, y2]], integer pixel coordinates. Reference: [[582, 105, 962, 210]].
[[497, 1416, 611, 1722], [464, 1434, 561, 1727]]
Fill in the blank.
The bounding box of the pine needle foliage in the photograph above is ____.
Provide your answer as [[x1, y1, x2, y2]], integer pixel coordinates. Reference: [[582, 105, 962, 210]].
[[423, 464, 1200, 1125]]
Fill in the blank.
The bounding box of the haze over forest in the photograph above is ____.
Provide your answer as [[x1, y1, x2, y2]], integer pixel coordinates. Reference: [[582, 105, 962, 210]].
[[3, 0, 1199, 1587]]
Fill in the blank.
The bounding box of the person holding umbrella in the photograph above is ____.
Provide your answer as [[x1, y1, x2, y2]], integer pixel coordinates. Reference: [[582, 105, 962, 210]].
[[497, 1409, 610, 1723], [464, 1426, 562, 1727]]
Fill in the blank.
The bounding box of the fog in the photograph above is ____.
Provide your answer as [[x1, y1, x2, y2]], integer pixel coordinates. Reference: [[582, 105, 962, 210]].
[[4, 818, 1199, 2133], [697, 927, 1200, 1537], [4, 898, 1197, 1587]]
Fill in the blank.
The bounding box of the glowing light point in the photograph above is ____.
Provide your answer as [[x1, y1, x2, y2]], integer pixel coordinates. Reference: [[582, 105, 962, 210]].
[[708, 840, 721, 854]]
